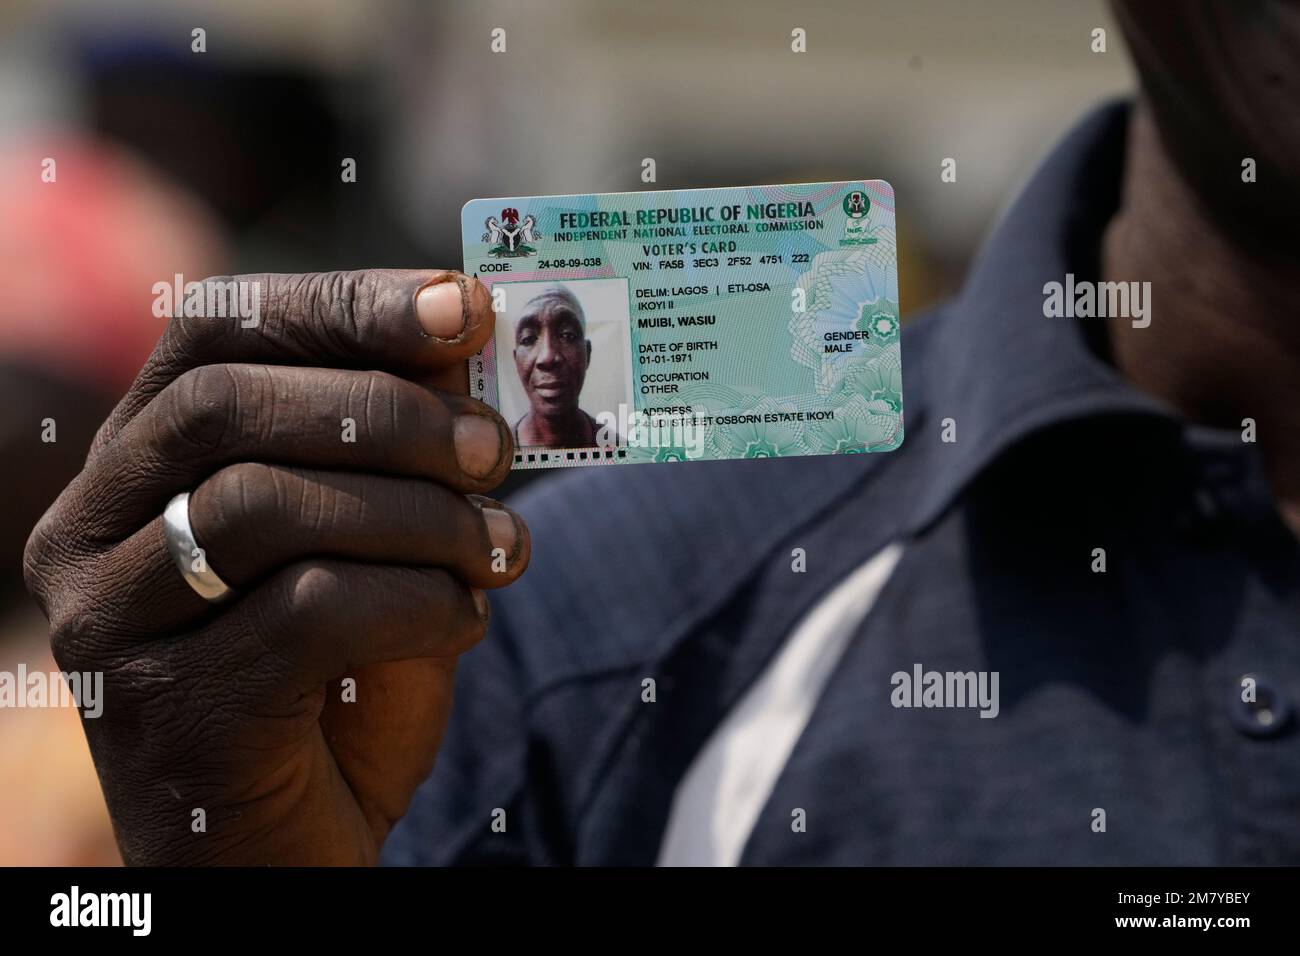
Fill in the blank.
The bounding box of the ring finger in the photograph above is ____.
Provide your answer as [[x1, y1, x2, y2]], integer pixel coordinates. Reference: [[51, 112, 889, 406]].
[[89, 465, 531, 637]]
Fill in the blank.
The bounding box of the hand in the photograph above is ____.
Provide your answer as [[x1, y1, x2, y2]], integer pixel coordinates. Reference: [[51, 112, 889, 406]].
[[23, 269, 530, 865]]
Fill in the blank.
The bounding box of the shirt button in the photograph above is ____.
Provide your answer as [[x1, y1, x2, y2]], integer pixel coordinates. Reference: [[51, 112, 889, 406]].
[[1173, 487, 1227, 544], [1230, 674, 1293, 738], [1193, 488, 1220, 520]]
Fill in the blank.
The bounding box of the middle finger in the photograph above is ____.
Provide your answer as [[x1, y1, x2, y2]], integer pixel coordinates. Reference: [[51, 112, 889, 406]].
[[65, 363, 513, 544]]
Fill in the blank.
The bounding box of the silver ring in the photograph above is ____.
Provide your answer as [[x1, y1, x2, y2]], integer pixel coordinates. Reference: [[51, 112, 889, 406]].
[[163, 491, 235, 604]]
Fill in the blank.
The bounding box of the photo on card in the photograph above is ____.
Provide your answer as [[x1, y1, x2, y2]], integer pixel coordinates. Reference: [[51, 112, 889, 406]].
[[492, 277, 634, 451]]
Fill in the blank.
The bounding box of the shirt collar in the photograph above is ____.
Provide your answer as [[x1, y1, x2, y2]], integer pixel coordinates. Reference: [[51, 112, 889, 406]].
[[902, 100, 1181, 534]]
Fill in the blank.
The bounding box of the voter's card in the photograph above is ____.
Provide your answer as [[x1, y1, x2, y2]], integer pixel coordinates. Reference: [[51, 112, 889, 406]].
[[462, 181, 902, 468]]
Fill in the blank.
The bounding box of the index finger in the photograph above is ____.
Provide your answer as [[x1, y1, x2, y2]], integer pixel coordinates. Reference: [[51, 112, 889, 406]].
[[92, 268, 494, 456]]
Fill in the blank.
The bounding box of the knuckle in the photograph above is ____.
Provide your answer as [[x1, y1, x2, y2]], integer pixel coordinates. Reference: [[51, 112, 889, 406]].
[[401, 476, 455, 536], [258, 273, 309, 345], [157, 364, 242, 456], [326, 272, 362, 342], [166, 275, 243, 355], [305, 271, 383, 353], [239, 559, 344, 679], [21, 509, 59, 607], [342, 369, 407, 436], [88, 416, 119, 457], [263, 559, 342, 636], [22, 494, 94, 614], [196, 462, 290, 549], [47, 593, 100, 672]]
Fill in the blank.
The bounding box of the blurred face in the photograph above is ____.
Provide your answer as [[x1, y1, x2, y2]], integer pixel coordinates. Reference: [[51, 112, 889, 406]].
[[514, 297, 591, 416], [1112, 0, 1300, 240]]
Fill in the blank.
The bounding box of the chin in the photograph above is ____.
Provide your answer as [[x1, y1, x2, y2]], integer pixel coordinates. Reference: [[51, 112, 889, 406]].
[[531, 396, 578, 416]]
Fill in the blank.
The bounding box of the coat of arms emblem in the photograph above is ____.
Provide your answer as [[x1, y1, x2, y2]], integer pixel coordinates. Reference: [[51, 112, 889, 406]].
[[839, 190, 878, 246], [483, 207, 542, 257]]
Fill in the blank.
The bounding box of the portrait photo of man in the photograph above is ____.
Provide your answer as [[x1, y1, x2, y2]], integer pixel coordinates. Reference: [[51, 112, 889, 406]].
[[497, 281, 629, 450]]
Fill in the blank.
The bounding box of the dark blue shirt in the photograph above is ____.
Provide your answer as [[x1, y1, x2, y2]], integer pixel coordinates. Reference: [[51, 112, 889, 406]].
[[384, 102, 1300, 865]]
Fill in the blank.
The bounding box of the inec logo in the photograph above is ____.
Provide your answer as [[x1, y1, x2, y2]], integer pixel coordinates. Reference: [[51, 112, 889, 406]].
[[840, 189, 877, 246], [483, 207, 543, 257]]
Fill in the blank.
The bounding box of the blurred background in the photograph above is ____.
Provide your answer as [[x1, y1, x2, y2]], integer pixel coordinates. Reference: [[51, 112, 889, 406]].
[[0, 0, 1132, 864]]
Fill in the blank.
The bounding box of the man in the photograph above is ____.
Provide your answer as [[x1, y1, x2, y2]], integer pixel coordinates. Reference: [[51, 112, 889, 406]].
[[510, 285, 604, 449], [23, 1, 1300, 865]]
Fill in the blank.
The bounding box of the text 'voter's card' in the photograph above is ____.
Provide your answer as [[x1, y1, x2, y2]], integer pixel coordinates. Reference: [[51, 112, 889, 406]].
[[461, 181, 903, 469]]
